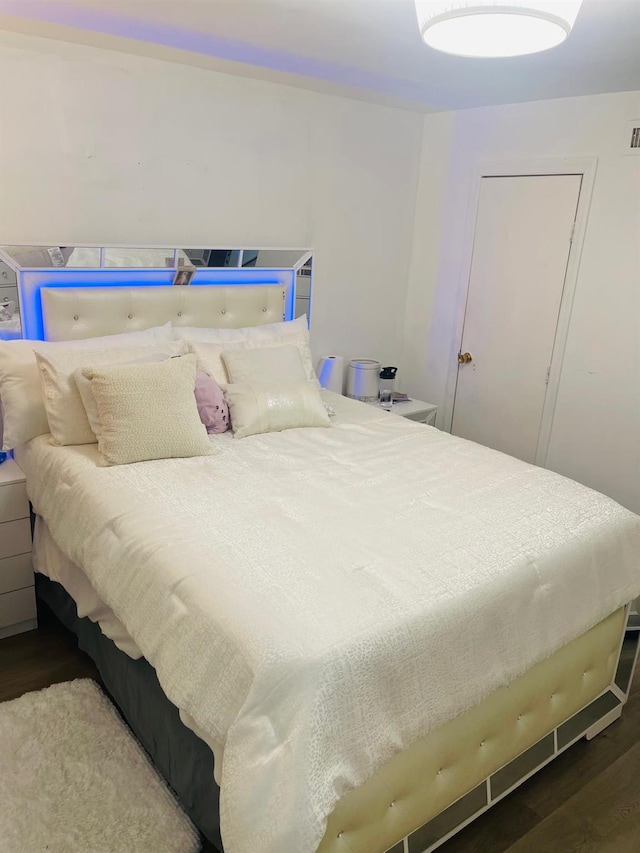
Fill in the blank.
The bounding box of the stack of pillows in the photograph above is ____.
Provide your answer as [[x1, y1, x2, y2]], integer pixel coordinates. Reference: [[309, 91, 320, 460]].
[[0, 316, 330, 466]]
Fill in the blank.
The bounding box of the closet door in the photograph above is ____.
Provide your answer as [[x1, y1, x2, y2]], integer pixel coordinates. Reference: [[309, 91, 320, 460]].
[[451, 174, 582, 463]]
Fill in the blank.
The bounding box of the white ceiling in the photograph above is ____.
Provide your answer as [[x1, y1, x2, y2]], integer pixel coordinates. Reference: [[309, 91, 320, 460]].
[[1, 0, 639, 112]]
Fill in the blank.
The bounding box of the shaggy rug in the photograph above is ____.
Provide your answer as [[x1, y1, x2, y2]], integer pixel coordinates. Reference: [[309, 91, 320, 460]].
[[0, 679, 200, 853]]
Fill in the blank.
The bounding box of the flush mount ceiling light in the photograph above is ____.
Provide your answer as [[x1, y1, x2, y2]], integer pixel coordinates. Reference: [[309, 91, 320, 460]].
[[415, 1, 584, 58]]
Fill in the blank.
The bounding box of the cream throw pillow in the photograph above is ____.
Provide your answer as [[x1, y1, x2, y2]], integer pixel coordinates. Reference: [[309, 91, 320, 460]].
[[0, 342, 50, 449], [74, 352, 170, 441], [36, 341, 184, 446], [221, 344, 307, 385], [82, 354, 214, 466], [0, 324, 173, 450], [175, 314, 307, 345], [224, 380, 331, 439], [185, 315, 317, 386], [191, 334, 317, 387]]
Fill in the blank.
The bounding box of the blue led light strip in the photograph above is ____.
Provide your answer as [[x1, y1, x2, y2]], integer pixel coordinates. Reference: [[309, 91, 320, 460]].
[[19, 268, 296, 339]]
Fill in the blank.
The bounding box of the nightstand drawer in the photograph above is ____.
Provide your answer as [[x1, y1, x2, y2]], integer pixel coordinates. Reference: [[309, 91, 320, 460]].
[[0, 519, 32, 560], [0, 552, 33, 595], [0, 481, 29, 523], [0, 585, 36, 629]]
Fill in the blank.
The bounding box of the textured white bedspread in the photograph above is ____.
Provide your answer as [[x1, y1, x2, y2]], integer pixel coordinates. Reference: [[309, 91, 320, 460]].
[[17, 392, 640, 853]]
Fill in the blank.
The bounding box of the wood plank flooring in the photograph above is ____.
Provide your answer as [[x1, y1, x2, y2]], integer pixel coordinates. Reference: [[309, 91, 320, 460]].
[[1, 609, 638, 852], [0, 607, 99, 703]]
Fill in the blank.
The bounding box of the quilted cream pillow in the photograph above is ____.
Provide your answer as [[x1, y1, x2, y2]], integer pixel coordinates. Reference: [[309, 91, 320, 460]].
[[82, 354, 214, 466], [74, 351, 170, 441], [191, 333, 317, 387], [35, 341, 184, 446], [0, 324, 173, 450], [175, 314, 307, 345], [224, 380, 331, 439], [221, 344, 307, 385]]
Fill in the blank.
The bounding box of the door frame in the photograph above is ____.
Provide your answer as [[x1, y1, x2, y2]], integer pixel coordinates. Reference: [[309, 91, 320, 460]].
[[441, 157, 598, 467]]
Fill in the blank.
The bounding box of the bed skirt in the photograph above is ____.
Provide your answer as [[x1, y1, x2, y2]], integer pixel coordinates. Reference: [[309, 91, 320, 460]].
[[35, 572, 223, 851]]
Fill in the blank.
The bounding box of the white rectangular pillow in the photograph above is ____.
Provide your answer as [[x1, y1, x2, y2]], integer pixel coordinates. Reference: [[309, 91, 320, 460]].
[[0, 324, 174, 450], [36, 340, 184, 447], [224, 380, 331, 439], [221, 344, 307, 386], [175, 314, 307, 345], [190, 319, 317, 387], [74, 352, 171, 441], [83, 354, 214, 466]]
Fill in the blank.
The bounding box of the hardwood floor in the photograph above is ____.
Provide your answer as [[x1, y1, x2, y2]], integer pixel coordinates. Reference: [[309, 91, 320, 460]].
[[1, 611, 638, 852], [0, 606, 99, 704], [437, 635, 640, 853]]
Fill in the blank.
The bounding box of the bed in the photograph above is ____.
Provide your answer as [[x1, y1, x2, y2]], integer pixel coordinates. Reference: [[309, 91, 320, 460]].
[[3, 284, 640, 853]]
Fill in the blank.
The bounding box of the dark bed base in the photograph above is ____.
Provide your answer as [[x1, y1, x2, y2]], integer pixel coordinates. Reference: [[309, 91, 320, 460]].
[[35, 573, 223, 851]]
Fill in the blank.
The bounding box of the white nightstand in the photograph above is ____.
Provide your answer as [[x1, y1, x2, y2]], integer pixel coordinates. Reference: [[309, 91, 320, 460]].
[[0, 459, 36, 639], [368, 398, 438, 426]]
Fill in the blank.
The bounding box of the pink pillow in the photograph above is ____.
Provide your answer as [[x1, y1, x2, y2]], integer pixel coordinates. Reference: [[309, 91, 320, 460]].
[[194, 371, 229, 434]]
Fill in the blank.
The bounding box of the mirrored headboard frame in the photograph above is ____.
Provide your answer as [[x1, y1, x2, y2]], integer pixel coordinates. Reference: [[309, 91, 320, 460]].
[[0, 245, 312, 271], [0, 245, 313, 340]]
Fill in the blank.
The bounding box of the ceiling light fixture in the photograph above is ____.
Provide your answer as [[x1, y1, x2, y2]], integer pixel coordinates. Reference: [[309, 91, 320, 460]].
[[414, 1, 584, 58]]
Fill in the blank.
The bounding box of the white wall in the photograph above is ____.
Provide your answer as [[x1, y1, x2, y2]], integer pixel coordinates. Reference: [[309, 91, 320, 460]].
[[402, 90, 640, 512], [4, 31, 638, 512], [0, 31, 423, 368]]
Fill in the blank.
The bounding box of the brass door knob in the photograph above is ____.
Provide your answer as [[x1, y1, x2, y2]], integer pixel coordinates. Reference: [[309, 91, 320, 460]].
[[458, 352, 473, 364]]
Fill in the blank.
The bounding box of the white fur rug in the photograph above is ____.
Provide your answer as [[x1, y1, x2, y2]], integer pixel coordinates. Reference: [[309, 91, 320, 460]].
[[0, 679, 200, 853]]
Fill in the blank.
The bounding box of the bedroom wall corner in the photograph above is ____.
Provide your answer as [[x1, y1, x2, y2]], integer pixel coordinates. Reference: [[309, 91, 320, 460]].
[[399, 110, 454, 403]]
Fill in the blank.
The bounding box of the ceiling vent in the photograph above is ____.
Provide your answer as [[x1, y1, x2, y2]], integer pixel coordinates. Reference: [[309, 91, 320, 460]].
[[624, 120, 640, 156]]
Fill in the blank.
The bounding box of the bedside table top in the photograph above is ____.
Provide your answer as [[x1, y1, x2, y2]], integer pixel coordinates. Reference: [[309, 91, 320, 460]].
[[0, 458, 27, 486], [388, 399, 438, 418], [366, 398, 438, 417]]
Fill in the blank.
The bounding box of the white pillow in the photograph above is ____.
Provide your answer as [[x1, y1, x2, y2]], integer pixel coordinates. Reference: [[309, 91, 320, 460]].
[[221, 344, 307, 386], [74, 352, 171, 441], [36, 341, 184, 447], [190, 324, 317, 388], [83, 354, 214, 466], [74, 371, 102, 441], [175, 315, 306, 345], [224, 380, 331, 439], [0, 342, 50, 449], [177, 315, 317, 384], [0, 325, 173, 450]]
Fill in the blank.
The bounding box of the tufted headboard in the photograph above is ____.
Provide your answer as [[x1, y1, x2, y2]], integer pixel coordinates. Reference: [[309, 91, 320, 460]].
[[40, 285, 287, 341]]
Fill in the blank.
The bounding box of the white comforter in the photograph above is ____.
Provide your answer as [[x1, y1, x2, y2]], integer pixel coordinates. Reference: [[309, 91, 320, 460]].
[[18, 393, 640, 853]]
